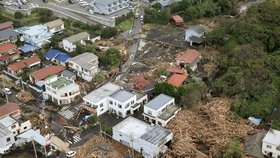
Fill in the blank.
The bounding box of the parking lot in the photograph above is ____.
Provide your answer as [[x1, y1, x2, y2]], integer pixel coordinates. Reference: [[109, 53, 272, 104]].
[[2, 0, 38, 11]]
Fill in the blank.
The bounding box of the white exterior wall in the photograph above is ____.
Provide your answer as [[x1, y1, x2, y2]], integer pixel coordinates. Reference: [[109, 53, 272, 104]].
[[108, 95, 137, 118], [262, 141, 280, 158], [6, 121, 31, 137], [83, 98, 109, 116], [0, 132, 15, 154], [62, 40, 75, 52], [68, 60, 98, 82], [49, 24, 65, 34], [185, 29, 204, 42]]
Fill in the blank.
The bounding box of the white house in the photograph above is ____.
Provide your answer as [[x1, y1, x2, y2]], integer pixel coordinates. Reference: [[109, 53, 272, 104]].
[[83, 82, 147, 117], [67, 52, 99, 82], [0, 123, 15, 154], [92, 0, 129, 15], [185, 25, 206, 46], [143, 94, 181, 127], [0, 116, 32, 138], [62, 32, 89, 52], [262, 129, 280, 158], [83, 82, 122, 116], [45, 19, 64, 34], [16, 25, 53, 47], [112, 117, 173, 158], [108, 90, 148, 118], [44, 75, 80, 105]]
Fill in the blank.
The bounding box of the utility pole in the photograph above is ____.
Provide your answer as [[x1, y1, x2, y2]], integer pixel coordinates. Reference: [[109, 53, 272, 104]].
[[128, 133, 135, 158], [2, 78, 8, 103], [99, 121, 102, 139], [21, 77, 25, 91], [32, 138, 38, 158]]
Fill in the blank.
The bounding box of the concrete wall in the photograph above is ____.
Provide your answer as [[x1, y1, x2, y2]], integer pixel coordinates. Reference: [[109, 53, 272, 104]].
[[108, 95, 137, 118], [262, 141, 280, 158]]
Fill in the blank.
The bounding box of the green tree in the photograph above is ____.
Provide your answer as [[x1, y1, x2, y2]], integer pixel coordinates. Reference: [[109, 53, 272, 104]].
[[101, 124, 112, 135], [101, 27, 117, 38], [155, 68, 168, 76], [14, 12, 23, 19], [221, 138, 243, 158], [154, 82, 176, 97], [102, 48, 121, 68], [87, 115, 98, 125]]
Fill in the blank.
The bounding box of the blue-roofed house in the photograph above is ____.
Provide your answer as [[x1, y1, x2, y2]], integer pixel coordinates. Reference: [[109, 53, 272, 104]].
[[44, 49, 69, 65], [19, 44, 40, 54], [143, 93, 181, 127], [16, 25, 53, 48]]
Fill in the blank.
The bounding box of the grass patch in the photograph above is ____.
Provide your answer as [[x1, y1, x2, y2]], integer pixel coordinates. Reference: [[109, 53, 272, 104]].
[[116, 18, 133, 30]]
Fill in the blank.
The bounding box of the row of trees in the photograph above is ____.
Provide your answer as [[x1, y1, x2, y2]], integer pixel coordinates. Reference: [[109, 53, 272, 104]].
[[206, 0, 280, 128]]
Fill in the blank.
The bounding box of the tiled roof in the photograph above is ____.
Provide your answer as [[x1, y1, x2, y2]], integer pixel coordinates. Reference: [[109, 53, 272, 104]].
[[0, 21, 13, 30], [8, 56, 41, 72], [30, 66, 65, 81], [0, 102, 19, 118], [0, 43, 17, 53], [44, 49, 69, 63], [0, 29, 19, 40], [167, 72, 188, 87], [167, 67, 185, 74], [176, 49, 201, 65], [45, 19, 64, 28], [0, 50, 20, 61], [172, 15, 183, 21], [134, 74, 149, 90]]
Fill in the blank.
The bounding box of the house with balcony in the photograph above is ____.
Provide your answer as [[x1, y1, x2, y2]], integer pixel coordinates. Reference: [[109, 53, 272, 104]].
[[29, 65, 65, 83], [0, 43, 20, 65], [44, 75, 80, 105], [62, 32, 89, 52], [92, 0, 129, 15], [16, 25, 53, 47], [143, 94, 181, 127], [113, 117, 173, 158], [0, 29, 19, 45], [0, 123, 15, 154], [45, 19, 64, 34], [0, 116, 31, 139], [262, 129, 280, 158], [67, 52, 99, 82], [108, 90, 148, 118]]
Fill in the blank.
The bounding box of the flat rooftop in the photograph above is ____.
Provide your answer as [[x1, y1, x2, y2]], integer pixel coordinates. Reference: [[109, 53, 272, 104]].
[[0, 123, 12, 137], [0, 116, 16, 127], [110, 90, 135, 102], [140, 126, 172, 145], [83, 82, 121, 104], [145, 94, 174, 110], [49, 77, 73, 89], [158, 105, 181, 120], [113, 117, 150, 139], [263, 129, 280, 146]]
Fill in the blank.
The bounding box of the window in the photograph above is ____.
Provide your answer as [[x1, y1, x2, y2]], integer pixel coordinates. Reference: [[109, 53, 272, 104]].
[[100, 103, 104, 107], [119, 134, 122, 136], [100, 108, 104, 111], [6, 138, 11, 142], [24, 126, 27, 130], [125, 103, 129, 108], [109, 100, 113, 104], [65, 93, 68, 96], [11, 125, 16, 129], [267, 145, 272, 149], [118, 104, 122, 108], [148, 110, 152, 115], [158, 122, 162, 126], [131, 100, 134, 104], [277, 146, 280, 151]]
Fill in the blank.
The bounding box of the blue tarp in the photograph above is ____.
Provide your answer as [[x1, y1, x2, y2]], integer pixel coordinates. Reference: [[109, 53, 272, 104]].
[[248, 116, 262, 125], [44, 49, 69, 63], [19, 44, 39, 53]]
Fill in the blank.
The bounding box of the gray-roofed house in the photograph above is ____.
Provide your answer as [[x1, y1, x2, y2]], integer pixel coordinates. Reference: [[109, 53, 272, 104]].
[[62, 32, 90, 52], [92, 0, 129, 15], [143, 93, 181, 127], [45, 19, 64, 34], [0, 29, 19, 44], [67, 52, 99, 82], [262, 129, 280, 157], [61, 70, 76, 81], [185, 25, 206, 46], [0, 123, 15, 154], [112, 116, 173, 158]]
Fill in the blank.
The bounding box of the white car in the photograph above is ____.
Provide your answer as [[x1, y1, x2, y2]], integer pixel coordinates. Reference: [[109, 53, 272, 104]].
[[140, 15, 144, 21], [4, 88, 12, 95], [66, 151, 76, 157]]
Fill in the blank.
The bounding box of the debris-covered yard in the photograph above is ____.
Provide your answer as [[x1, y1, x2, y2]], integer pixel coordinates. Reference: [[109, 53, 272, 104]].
[[165, 98, 251, 157]]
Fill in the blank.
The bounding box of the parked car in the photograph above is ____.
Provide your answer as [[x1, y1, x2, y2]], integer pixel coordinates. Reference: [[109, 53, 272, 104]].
[[140, 15, 144, 21], [66, 151, 76, 157]]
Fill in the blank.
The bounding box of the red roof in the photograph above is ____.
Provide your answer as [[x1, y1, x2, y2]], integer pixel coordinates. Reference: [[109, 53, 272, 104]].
[[0, 21, 13, 30], [167, 72, 188, 87], [0, 43, 17, 54], [167, 67, 185, 74], [0, 50, 20, 61], [0, 102, 19, 118], [30, 66, 65, 81], [134, 74, 150, 90], [8, 56, 41, 72], [172, 15, 183, 22], [176, 49, 201, 65]]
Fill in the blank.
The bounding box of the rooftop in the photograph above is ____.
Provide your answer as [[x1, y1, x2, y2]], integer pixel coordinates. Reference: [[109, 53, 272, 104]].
[[45, 19, 64, 28], [0, 29, 19, 40], [48, 77, 73, 89], [262, 129, 280, 146], [172, 15, 183, 22], [134, 74, 149, 90], [30, 66, 65, 81], [0, 116, 16, 127], [145, 94, 174, 110], [187, 25, 206, 34], [44, 49, 69, 63], [17, 25, 48, 36], [110, 90, 135, 102], [176, 49, 201, 65], [61, 70, 75, 78], [167, 73, 188, 87], [8, 56, 41, 72], [0, 21, 13, 30], [83, 82, 121, 104], [68, 52, 98, 70], [0, 123, 12, 137], [113, 116, 150, 139], [64, 32, 89, 43], [0, 102, 20, 119], [140, 125, 172, 145], [17, 129, 49, 146], [158, 105, 181, 120], [167, 67, 185, 74], [0, 43, 17, 53]]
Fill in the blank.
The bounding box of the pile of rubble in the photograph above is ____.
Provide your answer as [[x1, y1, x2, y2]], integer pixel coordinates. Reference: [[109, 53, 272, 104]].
[[16, 90, 35, 103], [166, 98, 251, 157]]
